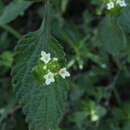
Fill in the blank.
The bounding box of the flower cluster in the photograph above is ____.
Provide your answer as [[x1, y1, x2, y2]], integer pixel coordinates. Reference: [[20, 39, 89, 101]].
[[33, 51, 70, 85], [107, 0, 127, 10]]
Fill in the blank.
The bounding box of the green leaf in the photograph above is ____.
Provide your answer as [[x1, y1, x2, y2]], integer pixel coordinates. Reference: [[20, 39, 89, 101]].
[[11, 27, 69, 130], [96, 16, 126, 57], [61, 0, 69, 13], [51, 0, 69, 13], [0, 0, 4, 15], [0, 51, 13, 67], [124, 124, 130, 130], [71, 111, 87, 128], [0, 1, 32, 25], [119, 2, 130, 33], [96, 105, 107, 118]]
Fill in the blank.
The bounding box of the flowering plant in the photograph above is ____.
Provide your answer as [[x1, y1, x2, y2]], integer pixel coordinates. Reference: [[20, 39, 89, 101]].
[[33, 51, 70, 85], [105, 0, 127, 15], [1, 0, 130, 130]]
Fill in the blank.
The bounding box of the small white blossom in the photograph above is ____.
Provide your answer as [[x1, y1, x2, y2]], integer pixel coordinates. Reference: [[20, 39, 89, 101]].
[[117, 0, 127, 7], [107, 2, 114, 10], [44, 72, 55, 85], [40, 51, 51, 64], [59, 68, 70, 79]]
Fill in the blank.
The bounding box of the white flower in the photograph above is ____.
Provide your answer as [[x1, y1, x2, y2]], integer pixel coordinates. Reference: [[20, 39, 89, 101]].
[[59, 68, 70, 79], [44, 72, 55, 85], [117, 0, 127, 7], [40, 51, 51, 64], [107, 2, 114, 10]]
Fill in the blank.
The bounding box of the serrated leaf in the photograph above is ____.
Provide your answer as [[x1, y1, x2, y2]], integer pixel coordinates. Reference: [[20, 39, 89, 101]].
[[97, 16, 126, 56], [0, 1, 32, 25], [119, 1, 130, 33], [12, 27, 69, 130]]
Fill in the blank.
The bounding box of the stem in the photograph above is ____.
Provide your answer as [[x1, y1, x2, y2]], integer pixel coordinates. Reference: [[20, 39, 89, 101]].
[[39, 1, 51, 50], [105, 59, 126, 106], [113, 88, 122, 105], [0, 24, 22, 39], [105, 70, 121, 106], [40, 1, 50, 31]]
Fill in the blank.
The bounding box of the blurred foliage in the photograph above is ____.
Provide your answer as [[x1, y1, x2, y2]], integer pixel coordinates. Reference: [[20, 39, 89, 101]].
[[0, 0, 130, 130]]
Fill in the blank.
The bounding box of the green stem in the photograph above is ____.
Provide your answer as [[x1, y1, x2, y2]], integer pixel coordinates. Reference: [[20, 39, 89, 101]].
[[40, 1, 50, 31], [113, 88, 122, 105], [0, 24, 22, 39]]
